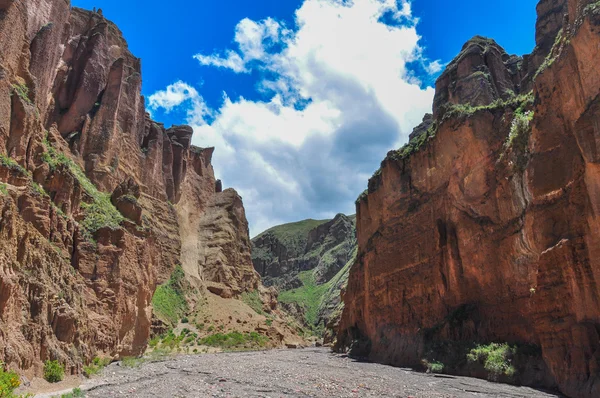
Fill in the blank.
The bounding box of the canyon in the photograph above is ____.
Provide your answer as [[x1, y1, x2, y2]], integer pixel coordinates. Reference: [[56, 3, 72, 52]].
[[2, 0, 600, 397], [0, 0, 299, 382], [337, 0, 600, 397]]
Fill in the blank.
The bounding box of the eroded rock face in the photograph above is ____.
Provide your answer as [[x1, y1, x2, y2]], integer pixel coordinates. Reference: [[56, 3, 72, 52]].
[[0, 0, 268, 378], [337, 1, 600, 397]]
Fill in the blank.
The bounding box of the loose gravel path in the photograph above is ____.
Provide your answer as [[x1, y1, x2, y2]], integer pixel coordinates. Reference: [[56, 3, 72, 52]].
[[57, 348, 562, 397]]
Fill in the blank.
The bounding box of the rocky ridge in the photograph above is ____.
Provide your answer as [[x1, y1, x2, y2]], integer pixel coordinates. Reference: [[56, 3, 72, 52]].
[[0, 0, 297, 380], [337, 0, 600, 397], [252, 214, 357, 335]]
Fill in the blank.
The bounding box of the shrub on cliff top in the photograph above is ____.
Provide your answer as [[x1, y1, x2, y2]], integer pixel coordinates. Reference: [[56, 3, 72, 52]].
[[43, 360, 64, 383]]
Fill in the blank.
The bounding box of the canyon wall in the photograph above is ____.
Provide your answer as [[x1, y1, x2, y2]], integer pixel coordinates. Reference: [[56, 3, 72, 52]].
[[0, 0, 270, 378], [337, 0, 600, 397]]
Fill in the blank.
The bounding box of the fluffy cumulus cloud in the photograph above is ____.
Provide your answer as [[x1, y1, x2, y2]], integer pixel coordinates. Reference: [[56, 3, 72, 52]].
[[148, 0, 440, 236]]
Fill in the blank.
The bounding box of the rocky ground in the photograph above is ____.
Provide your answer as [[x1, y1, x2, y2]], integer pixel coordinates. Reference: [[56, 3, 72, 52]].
[[34, 348, 562, 398]]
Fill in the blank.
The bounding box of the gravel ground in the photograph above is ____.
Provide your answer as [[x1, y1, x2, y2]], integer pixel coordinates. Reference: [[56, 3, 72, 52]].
[[62, 348, 561, 398]]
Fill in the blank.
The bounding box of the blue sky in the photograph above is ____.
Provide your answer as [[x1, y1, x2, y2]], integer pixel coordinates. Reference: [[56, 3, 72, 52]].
[[72, 0, 539, 235]]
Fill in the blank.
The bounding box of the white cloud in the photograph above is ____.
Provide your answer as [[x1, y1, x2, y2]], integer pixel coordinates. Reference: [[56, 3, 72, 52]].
[[151, 0, 440, 236], [148, 80, 212, 125], [193, 17, 288, 74]]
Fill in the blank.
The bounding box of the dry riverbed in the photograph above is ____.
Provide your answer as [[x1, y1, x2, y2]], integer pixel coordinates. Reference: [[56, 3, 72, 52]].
[[33, 348, 562, 398]]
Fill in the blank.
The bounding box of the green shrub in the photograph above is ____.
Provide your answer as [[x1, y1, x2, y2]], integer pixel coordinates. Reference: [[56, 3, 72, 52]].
[[421, 359, 444, 374], [181, 317, 189, 324], [43, 360, 64, 383], [467, 343, 517, 380], [0, 362, 21, 398], [83, 357, 110, 378], [0, 183, 8, 196]]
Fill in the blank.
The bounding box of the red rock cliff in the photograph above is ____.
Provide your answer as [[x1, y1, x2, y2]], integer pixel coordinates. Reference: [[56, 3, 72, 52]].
[[337, 1, 600, 397], [0, 0, 264, 378]]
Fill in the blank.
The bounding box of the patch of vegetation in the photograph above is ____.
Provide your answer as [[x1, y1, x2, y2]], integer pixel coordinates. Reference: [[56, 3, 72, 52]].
[[0, 362, 21, 398], [52, 388, 84, 398], [0, 183, 7, 196], [0, 154, 28, 176], [585, 0, 600, 15], [504, 110, 534, 171], [83, 357, 111, 378], [355, 189, 368, 205], [439, 92, 534, 122], [467, 343, 517, 381], [121, 357, 144, 368], [387, 120, 438, 162], [11, 84, 32, 105], [43, 360, 64, 383], [41, 138, 123, 239], [534, 29, 569, 80], [151, 265, 188, 326], [421, 359, 445, 374], [198, 332, 268, 350], [279, 271, 329, 328], [30, 181, 48, 198], [240, 290, 264, 315]]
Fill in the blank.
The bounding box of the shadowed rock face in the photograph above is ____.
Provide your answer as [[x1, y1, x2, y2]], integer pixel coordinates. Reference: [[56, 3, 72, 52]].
[[252, 214, 356, 289], [337, 1, 600, 397], [0, 0, 264, 378]]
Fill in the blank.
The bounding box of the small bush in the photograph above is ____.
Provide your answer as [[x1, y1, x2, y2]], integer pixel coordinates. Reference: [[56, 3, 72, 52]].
[[83, 357, 110, 378], [43, 360, 64, 383], [467, 343, 516, 381], [421, 359, 444, 374], [0, 362, 21, 398], [265, 318, 273, 327], [0, 183, 8, 196], [181, 317, 189, 324]]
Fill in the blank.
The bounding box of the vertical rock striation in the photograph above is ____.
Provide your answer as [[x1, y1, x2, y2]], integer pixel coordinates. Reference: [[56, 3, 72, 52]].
[[337, 1, 600, 397]]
